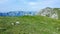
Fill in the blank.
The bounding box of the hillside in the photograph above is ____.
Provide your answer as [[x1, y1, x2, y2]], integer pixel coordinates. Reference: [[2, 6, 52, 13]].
[[0, 16, 60, 34], [53, 8, 60, 19], [38, 7, 60, 19]]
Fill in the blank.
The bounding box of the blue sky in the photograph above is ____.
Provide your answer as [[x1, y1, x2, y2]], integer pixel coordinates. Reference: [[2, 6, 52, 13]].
[[0, 0, 60, 12]]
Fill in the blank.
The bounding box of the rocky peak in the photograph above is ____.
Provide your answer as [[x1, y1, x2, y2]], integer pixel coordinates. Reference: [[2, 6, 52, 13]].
[[38, 7, 58, 19]]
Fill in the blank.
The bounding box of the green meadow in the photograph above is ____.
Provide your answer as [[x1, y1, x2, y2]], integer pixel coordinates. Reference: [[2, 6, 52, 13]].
[[0, 16, 60, 34]]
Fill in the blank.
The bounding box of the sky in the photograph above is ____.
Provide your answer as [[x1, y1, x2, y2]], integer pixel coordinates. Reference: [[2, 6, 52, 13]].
[[0, 0, 60, 12]]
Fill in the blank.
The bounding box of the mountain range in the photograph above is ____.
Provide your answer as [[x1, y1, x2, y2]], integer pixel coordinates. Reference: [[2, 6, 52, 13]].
[[0, 7, 60, 19], [0, 11, 37, 16]]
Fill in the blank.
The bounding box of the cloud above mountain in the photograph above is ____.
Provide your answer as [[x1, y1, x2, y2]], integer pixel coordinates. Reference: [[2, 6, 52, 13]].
[[0, 0, 8, 4], [0, 0, 60, 12]]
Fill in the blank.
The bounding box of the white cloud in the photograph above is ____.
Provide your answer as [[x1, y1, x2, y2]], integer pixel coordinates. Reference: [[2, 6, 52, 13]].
[[28, 2, 37, 6], [0, 0, 8, 4], [27, 0, 56, 6], [19, 0, 58, 6], [29, 2, 37, 5], [26, 0, 59, 10], [39, 0, 58, 5]]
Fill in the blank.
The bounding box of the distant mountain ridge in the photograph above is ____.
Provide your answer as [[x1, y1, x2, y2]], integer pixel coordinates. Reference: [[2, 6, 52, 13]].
[[0, 11, 37, 16], [0, 7, 60, 19]]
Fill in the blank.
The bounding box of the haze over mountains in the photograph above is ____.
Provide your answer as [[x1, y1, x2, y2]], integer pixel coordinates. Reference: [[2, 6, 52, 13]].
[[0, 11, 37, 16], [0, 7, 60, 19]]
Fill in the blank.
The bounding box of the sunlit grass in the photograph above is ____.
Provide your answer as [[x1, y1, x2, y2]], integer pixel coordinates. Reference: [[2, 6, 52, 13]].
[[0, 16, 60, 34]]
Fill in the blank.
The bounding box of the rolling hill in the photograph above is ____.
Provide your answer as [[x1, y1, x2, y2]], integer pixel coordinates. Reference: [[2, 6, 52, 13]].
[[0, 16, 60, 34], [38, 7, 60, 20]]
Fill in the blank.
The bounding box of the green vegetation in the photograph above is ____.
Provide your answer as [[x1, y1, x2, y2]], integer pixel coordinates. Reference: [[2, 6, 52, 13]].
[[53, 8, 60, 19], [38, 7, 60, 19], [0, 16, 60, 34]]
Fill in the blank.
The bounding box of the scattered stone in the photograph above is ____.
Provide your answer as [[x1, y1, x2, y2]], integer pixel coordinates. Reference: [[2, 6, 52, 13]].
[[11, 23, 14, 25], [15, 21, 20, 25], [11, 21, 20, 26]]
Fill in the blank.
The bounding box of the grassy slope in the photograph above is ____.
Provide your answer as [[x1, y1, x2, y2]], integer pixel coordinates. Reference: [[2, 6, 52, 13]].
[[0, 16, 60, 34], [53, 8, 60, 20]]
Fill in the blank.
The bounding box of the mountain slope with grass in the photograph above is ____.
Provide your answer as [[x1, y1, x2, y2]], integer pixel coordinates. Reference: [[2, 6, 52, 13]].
[[53, 8, 60, 19], [0, 16, 60, 34], [38, 7, 60, 20]]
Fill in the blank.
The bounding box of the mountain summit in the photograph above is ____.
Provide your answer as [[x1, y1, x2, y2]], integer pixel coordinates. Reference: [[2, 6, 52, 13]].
[[38, 7, 59, 19]]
